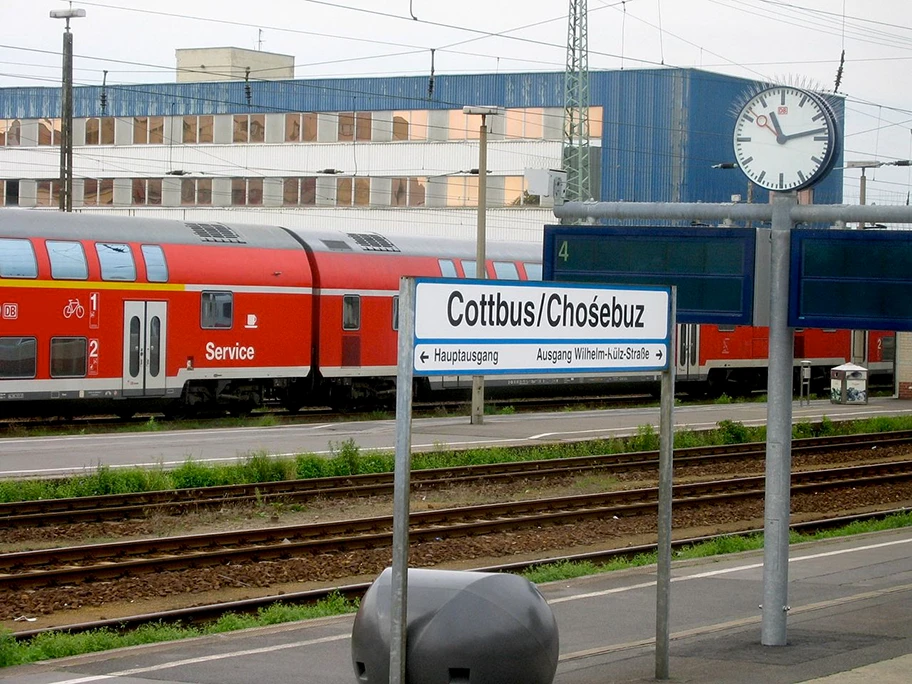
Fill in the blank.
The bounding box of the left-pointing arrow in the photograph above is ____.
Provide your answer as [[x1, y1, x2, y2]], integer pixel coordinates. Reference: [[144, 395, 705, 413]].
[[419, 351, 429, 363]]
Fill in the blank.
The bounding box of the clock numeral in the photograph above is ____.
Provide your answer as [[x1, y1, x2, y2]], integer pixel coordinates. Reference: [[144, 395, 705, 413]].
[[812, 112, 825, 122], [813, 136, 828, 141], [736, 137, 751, 142], [757, 171, 766, 183], [778, 173, 785, 189], [799, 94, 808, 107], [742, 156, 754, 166], [811, 156, 823, 165], [780, 91, 786, 106], [797, 170, 806, 183]]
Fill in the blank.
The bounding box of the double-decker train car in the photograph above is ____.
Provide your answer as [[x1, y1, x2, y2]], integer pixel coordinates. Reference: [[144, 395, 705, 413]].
[[0, 210, 540, 417], [0, 209, 894, 417]]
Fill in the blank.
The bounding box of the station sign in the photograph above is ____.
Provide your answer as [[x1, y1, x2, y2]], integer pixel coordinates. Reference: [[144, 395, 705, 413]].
[[412, 278, 672, 376]]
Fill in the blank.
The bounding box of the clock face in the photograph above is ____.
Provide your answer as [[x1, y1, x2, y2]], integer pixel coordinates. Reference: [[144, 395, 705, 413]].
[[733, 86, 837, 192]]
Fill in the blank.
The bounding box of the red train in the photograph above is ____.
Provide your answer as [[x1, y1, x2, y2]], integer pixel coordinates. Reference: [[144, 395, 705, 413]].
[[0, 210, 894, 418]]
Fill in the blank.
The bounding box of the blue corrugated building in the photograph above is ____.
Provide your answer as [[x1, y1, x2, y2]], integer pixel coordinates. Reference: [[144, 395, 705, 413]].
[[0, 57, 843, 241]]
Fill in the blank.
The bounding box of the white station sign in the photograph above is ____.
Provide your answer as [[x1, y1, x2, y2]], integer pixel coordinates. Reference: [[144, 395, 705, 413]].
[[412, 279, 671, 375]]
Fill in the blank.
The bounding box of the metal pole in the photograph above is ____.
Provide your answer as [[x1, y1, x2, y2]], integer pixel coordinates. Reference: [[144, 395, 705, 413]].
[[59, 25, 73, 212], [761, 191, 796, 646], [390, 277, 417, 684], [655, 288, 677, 680], [470, 116, 488, 425]]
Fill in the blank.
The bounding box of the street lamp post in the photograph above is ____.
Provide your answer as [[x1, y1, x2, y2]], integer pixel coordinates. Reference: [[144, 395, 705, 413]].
[[463, 106, 502, 425], [50, 7, 86, 212], [845, 160, 912, 229]]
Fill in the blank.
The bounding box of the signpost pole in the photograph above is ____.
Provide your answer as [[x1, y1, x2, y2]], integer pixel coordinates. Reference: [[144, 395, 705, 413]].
[[655, 288, 677, 680], [390, 276, 417, 684], [761, 191, 797, 646]]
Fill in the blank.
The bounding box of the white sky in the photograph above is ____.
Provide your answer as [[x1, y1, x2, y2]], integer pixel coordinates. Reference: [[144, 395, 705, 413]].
[[3, 0, 912, 206]]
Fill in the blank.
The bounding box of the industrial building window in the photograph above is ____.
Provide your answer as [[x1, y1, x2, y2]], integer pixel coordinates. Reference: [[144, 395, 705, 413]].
[[133, 116, 165, 144], [285, 113, 317, 142], [338, 112, 371, 142], [283, 177, 317, 205], [0, 337, 36, 378], [0, 119, 21, 146], [38, 118, 62, 146], [231, 178, 263, 205], [392, 110, 428, 141], [47, 241, 88, 280], [233, 114, 265, 143], [0, 238, 38, 278], [36, 180, 61, 207], [390, 177, 426, 207], [183, 115, 213, 143], [504, 176, 540, 206], [85, 117, 115, 145], [201, 291, 233, 329], [493, 262, 519, 280], [3, 180, 15, 206], [141, 245, 168, 283], [83, 178, 114, 206], [132, 179, 162, 205], [96, 243, 136, 281], [448, 110, 483, 140], [589, 106, 603, 139], [446, 176, 478, 207], [50, 337, 87, 378], [181, 178, 212, 205], [505, 108, 544, 139], [342, 295, 361, 330], [336, 177, 370, 206]]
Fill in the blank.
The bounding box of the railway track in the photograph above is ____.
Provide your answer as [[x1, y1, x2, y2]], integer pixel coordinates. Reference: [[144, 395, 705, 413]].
[[3, 430, 912, 529], [3, 459, 912, 591]]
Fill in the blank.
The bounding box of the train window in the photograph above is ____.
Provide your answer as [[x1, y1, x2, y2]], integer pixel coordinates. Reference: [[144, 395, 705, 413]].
[[50, 337, 87, 378], [493, 262, 519, 280], [96, 243, 136, 281], [717, 325, 736, 332], [47, 241, 88, 280], [392, 296, 399, 331], [0, 337, 36, 378], [523, 262, 543, 281], [0, 239, 37, 278], [438, 259, 458, 278], [201, 291, 233, 329], [461, 260, 478, 278], [141, 245, 168, 282], [342, 295, 361, 330]]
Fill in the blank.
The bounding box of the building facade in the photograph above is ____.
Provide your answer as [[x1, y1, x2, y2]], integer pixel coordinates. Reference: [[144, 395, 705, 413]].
[[0, 64, 844, 243]]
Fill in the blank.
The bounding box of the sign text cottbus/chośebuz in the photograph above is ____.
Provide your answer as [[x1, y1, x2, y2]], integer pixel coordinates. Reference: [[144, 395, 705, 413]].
[[446, 290, 645, 330]]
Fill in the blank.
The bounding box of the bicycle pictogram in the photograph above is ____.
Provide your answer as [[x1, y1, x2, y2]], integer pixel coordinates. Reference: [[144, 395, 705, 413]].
[[63, 298, 85, 319]]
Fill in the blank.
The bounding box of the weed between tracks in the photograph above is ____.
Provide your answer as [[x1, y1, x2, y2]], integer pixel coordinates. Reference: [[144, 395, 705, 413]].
[[3, 511, 912, 669], [3, 414, 912, 504]]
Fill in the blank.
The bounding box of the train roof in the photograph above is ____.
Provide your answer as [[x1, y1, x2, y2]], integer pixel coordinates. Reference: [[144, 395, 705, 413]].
[[0, 210, 542, 262]]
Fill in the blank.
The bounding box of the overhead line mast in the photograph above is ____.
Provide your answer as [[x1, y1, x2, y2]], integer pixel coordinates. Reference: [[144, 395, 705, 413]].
[[563, 0, 591, 208]]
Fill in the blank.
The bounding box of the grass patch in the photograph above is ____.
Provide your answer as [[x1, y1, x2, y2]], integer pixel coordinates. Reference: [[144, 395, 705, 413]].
[[523, 511, 912, 584], [0, 592, 358, 669], [5, 414, 912, 505]]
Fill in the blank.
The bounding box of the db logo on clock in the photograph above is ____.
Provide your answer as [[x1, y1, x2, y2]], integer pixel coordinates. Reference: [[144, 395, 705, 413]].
[[778, 106, 789, 115]]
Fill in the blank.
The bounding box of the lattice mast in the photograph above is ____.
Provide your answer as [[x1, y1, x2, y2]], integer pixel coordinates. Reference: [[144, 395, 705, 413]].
[[563, 0, 591, 204]]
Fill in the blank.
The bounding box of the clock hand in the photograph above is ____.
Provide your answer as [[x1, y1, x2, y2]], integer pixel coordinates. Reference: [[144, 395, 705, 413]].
[[755, 114, 779, 137], [768, 111, 787, 144], [781, 126, 829, 142]]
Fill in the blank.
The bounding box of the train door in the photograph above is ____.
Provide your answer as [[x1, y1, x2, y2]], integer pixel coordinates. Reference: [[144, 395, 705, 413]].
[[676, 323, 700, 380], [122, 301, 167, 396]]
